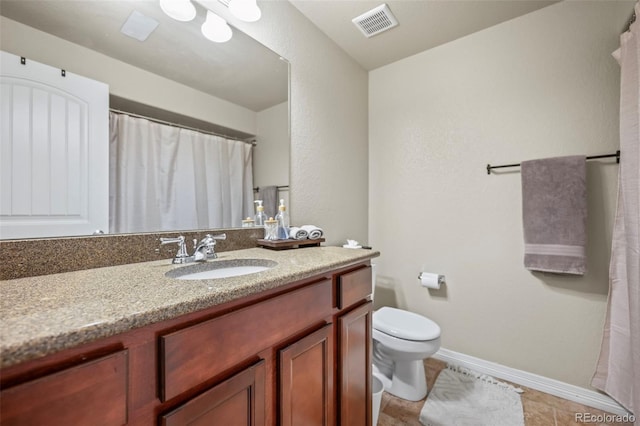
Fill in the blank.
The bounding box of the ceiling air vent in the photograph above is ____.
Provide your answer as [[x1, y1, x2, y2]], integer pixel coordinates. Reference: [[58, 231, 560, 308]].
[[352, 4, 398, 38]]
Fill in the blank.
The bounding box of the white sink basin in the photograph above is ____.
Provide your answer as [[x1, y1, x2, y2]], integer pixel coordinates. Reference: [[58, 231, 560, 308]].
[[166, 259, 278, 281]]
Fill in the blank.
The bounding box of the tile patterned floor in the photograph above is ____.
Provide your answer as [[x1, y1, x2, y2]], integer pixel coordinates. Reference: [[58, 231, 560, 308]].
[[377, 358, 633, 426]]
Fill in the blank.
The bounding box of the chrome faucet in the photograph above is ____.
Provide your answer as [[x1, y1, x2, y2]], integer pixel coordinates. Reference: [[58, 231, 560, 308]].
[[160, 233, 227, 264], [193, 233, 226, 261]]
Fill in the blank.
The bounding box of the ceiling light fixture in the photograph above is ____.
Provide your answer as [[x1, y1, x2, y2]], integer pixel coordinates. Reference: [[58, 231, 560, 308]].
[[160, 0, 197, 22], [201, 10, 232, 43], [228, 0, 261, 23]]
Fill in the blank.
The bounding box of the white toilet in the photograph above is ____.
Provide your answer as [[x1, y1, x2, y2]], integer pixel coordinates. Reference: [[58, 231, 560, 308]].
[[372, 307, 441, 401]]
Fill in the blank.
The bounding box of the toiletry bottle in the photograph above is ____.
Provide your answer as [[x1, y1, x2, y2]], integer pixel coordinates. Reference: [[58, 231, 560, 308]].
[[275, 199, 290, 239], [254, 200, 266, 227]]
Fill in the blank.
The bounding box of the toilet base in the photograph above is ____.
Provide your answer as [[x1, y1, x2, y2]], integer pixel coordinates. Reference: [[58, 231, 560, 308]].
[[373, 359, 427, 401]]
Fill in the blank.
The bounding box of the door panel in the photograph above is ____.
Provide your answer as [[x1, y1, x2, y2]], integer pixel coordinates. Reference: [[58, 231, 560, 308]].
[[161, 360, 266, 426], [0, 50, 108, 238], [279, 324, 334, 426]]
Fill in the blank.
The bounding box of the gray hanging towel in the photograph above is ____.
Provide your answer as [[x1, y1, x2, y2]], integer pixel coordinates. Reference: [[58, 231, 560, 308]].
[[521, 155, 587, 275], [259, 185, 278, 219]]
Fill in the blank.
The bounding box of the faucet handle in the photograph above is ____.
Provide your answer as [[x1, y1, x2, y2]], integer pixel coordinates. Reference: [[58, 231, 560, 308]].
[[160, 235, 184, 246], [160, 235, 184, 245], [160, 236, 189, 261], [211, 233, 227, 240]]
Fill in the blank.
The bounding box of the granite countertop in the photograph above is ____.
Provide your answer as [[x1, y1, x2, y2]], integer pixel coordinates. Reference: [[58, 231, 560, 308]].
[[0, 246, 379, 369]]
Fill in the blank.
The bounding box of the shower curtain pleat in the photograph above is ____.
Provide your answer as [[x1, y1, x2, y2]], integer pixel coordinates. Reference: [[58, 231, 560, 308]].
[[109, 112, 253, 233], [592, 3, 640, 418]]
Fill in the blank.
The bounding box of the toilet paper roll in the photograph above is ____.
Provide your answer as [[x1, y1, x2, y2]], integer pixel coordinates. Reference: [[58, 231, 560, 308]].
[[419, 272, 444, 289]]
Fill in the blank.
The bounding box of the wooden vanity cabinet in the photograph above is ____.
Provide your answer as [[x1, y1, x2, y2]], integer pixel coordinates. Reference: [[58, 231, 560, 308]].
[[0, 261, 373, 426]]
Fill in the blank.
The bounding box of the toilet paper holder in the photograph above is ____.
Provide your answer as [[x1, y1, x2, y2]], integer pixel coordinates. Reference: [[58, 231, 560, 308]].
[[418, 272, 445, 285]]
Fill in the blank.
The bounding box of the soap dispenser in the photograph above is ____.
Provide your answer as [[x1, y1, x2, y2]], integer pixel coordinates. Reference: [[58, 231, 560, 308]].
[[254, 200, 266, 227], [275, 199, 290, 239]]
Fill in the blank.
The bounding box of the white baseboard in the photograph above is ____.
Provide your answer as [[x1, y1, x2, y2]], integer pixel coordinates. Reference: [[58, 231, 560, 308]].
[[433, 348, 630, 416]]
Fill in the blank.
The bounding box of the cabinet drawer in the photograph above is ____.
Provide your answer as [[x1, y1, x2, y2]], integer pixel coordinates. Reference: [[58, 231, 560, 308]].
[[338, 266, 372, 309], [160, 279, 332, 401], [0, 350, 128, 426]]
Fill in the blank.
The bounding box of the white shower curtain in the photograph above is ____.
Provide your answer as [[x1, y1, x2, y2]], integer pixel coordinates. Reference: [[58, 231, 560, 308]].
[[109, 112, 254, 234], [592, 3, 640, 418]]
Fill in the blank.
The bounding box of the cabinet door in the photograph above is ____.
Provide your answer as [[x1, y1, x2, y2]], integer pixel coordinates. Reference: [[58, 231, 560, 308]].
[[0, 350, 128, 426], [279, 324, 334, 426], [338, 302, 372, 426], [161, 360, 265, 426]]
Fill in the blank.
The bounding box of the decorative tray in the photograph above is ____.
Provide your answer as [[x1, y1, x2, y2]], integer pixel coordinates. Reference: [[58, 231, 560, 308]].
[[256, 238, 325, 250]]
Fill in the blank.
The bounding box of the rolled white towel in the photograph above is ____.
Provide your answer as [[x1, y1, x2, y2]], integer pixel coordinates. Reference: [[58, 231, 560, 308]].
[[301, 225, 324, 240], [289, 226, 309, 240]]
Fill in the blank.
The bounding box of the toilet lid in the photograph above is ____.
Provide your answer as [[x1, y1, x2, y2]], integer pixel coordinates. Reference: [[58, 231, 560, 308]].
[[374, 307, 441, 341]]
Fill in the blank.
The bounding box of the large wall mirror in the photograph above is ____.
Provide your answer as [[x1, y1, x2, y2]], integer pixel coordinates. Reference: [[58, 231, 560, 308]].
[[0, 0, 289, 240]]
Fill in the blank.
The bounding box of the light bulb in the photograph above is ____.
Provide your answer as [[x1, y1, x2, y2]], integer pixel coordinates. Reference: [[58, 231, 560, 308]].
[[159, 0, 196, 22], [201, 10, 232, 43], [228, 0, 261, 23]]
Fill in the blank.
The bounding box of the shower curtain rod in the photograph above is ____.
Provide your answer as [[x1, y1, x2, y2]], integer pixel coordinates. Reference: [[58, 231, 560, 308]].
[[486, 150, 620, 175], [109, 108, 256, 145]]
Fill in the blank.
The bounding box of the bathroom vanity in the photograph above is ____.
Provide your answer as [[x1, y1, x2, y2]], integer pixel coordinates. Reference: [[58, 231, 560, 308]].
[[0, 247, 378, 425]]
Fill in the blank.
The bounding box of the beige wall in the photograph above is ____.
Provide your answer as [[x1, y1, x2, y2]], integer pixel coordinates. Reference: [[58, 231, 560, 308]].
[[255, 101, 290, 212], [213, 1, 369, 244], [369, 1, 632, 389], [1, 16, 256, 135]]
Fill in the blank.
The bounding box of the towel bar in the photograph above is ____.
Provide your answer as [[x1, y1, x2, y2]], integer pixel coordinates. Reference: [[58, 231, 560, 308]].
[[486, 151, 620, 175]]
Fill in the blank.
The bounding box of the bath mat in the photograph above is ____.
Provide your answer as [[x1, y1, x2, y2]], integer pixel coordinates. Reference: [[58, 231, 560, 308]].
[[419, 365, 524, 426]]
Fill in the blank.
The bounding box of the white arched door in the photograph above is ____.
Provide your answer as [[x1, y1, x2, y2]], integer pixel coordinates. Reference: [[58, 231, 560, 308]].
[[1, 51, 109, 239]]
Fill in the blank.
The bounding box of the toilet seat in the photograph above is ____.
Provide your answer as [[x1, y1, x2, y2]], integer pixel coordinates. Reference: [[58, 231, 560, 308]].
[[374, 307, 440, 341], [373, 328, 441, 355]]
